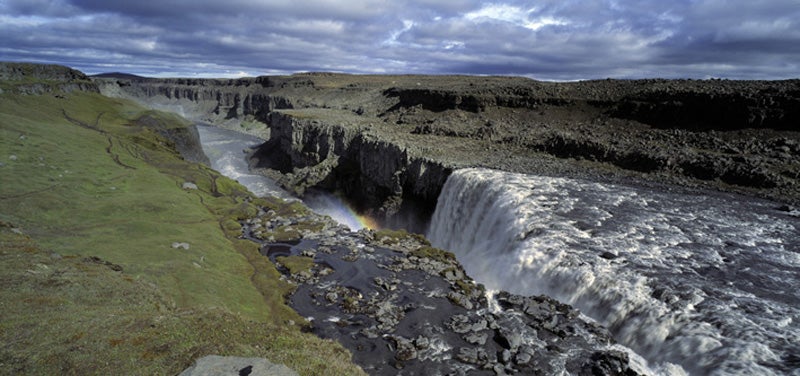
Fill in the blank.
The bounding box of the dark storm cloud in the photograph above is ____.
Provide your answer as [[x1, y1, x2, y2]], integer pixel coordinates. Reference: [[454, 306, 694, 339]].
[[0, 0, 798, 79]]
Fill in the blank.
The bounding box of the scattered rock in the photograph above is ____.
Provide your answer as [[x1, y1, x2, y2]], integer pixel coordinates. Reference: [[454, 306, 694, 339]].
[[82, 256, 123, 272], [600, 251, 618, 260], [178, 355, 297, 376], [456, 347, 490, 365], [172, 242, 190, 250], [389, 335, 418, 362], [239, 196, 638, 375]]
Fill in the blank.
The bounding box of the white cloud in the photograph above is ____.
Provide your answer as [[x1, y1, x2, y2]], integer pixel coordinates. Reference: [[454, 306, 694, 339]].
[[383, 19, 415, 46], [464, 3, 567, 30]]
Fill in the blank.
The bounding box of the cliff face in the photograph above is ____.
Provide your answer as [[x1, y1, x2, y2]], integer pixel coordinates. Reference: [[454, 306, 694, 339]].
[[609, 80, 800, 131], [259, 111, 451, 224], [93, 76, 295, 138], [94, 73, 800, 215], [0, 62, 99, 94]]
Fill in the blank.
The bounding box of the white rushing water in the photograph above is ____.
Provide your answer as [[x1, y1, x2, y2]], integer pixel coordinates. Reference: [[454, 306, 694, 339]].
[[196, 125, 372, 230], [196, 125, 296, 201], [428, 168, 800, 375]]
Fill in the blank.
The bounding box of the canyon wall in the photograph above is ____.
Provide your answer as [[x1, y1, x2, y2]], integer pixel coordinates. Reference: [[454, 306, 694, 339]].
[[95, 74, 800, 217], [260, 111, 452, 222]]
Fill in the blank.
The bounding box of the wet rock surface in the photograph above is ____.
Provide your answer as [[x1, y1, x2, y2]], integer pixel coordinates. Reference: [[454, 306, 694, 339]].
[[243, 209, 639, 375]]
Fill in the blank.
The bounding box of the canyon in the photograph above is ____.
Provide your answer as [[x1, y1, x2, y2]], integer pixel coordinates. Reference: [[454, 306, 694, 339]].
[[4, 63, 797, 374], [92, 71, 800, 375], [93, 73, 800, 228]]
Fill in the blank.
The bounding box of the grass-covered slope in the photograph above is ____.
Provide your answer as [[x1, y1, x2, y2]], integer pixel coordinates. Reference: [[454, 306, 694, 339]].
[[0, 69, 363, 375]]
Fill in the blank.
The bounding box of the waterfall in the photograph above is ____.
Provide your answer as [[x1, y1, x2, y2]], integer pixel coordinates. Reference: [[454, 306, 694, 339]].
[[428, 168, 800, 375]]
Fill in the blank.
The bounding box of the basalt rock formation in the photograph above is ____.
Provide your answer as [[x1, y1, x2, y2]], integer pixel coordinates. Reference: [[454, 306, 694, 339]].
[[1, 62, 99, 94], [95, 74, 800, 221]]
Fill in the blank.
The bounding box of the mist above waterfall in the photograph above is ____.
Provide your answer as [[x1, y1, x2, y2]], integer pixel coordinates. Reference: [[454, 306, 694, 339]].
[[427, 168, 800, 376]]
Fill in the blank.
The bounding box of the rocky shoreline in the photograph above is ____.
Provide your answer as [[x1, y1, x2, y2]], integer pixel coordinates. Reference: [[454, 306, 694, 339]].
[[241, 204, 640, 375]]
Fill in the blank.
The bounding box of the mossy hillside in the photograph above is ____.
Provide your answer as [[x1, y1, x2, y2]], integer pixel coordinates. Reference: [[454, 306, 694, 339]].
[[0, 224, 360, 375], [0, 89, 364, 375], [0, 92, 271, 316]]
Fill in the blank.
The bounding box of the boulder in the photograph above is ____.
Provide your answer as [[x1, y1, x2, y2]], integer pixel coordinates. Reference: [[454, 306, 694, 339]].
[[179, 355, 297, 376]]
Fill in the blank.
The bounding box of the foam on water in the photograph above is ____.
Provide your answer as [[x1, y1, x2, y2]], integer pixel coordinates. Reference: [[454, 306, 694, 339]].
[[428, 168, 800, 375]]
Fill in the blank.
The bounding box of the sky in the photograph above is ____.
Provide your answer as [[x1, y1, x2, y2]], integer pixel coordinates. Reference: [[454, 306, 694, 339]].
[[1, 0, 799, 80]]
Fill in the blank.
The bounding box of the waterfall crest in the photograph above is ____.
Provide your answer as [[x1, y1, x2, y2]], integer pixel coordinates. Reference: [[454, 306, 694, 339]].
[[428, 168, 800, 375]]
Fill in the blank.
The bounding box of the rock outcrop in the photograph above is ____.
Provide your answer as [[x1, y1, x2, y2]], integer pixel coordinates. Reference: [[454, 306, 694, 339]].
[[0, 62, 99, 94], [253, 110, 452, 224], [93, 76, 294, 138]]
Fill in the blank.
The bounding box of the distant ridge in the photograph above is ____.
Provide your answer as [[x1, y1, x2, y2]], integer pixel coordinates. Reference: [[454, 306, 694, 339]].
[[91, 72, 148, 80]]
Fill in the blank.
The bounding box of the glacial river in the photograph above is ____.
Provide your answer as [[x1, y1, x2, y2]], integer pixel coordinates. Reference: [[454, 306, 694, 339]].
[[428, 168, 800, 375]]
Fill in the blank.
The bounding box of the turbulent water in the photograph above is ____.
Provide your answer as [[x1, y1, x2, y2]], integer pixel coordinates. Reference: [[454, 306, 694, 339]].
[[428, 168, 800, 375], [196, 125, 371, 230], [196, 125, 296, 201]]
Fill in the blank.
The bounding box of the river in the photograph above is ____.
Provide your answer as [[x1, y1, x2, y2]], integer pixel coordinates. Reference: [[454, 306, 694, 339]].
[[197, 125, 800, 375]]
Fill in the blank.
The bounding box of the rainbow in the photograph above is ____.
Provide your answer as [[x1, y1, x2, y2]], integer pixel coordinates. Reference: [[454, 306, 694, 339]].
[[306, 193, 380, 231]]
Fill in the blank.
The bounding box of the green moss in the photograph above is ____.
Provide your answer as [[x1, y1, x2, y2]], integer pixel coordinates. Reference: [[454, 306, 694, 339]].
[[255, 197, 310, 217], [276, 255, 315, 275], [411, 246, 456, 263], [221, 219, 243, 237], [342, 295, 362, 312], [373, 228, 430, 246], [455, 279, 479, 297]]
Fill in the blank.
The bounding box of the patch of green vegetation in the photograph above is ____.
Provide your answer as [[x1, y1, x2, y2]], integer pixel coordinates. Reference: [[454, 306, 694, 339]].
[[411, 246, 456, 263], [0, 84, 364, 375], [276, 255, 315, 275], [455, 279, 486, 297], [0, 225, 361, 375], [373, 228, 431, 246], [256, 223, 325, 243]]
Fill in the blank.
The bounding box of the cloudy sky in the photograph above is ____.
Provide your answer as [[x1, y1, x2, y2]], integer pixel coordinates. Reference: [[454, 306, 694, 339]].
[[1, 0, 798, 80]]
